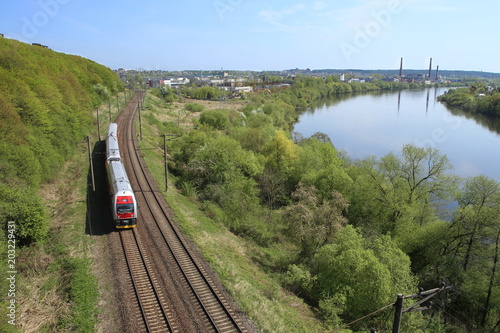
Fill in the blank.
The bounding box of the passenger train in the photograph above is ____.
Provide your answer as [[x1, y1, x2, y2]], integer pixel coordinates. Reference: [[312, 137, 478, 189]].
[[106, 123, 137, 228]]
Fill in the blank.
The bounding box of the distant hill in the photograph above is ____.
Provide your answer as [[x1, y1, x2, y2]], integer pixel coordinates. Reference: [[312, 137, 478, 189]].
[[309, 69, 500, 79], [0, 37, 123, 244]]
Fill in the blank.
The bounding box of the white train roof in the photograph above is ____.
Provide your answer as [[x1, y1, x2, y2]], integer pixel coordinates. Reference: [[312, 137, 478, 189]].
[[106, 123, 121, 161], [108, 160, 133, 194]]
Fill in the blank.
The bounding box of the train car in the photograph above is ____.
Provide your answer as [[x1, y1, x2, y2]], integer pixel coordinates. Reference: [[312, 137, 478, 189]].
[[106, 123, 121, 162], [106, 123, 137, 229]]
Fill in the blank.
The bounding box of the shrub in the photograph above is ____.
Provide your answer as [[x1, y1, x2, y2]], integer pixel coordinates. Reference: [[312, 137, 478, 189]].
[[185, 103, 204, 112], [199, 109, 230, 130]]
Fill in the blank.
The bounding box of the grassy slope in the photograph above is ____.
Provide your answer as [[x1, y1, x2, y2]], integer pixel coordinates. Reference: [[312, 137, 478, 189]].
[[9, 90, 131, 333], [0, 38, 130, 331]]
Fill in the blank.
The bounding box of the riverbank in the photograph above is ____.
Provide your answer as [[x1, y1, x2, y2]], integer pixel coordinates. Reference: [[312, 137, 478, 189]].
[[437, 86, 500, 117]]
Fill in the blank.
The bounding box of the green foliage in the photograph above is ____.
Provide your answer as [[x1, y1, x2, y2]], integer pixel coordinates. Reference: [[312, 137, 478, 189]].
[[344, 144, 457, 236], [147, 75, 496, 331], [157, 86, 176, 102], [185, 102, 204, 112], [186, 86, 222, 100], [439, 175, 500, 330], [282, 264, 315, 297], [439, 87, 500, 117], [265, 130, 300, 171], [295, 135, 352, 200], [318, 293, 348, 329], [183, 134, 263, 190], [312, 226, 392, 321], [67, 258, 99, 332], [0, 38, 122, 246], [311, 226, 415, 326], [283, 183, 348, 258], [199, 109, 231, 130], [0, 183, 48, 245]]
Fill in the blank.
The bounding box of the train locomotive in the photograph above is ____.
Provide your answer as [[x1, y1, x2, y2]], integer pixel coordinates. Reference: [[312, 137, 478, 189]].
[[106, 123, 137, 228]]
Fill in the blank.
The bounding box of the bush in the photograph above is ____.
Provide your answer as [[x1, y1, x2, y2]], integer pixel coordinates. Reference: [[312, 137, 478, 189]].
[[199, 109, 230, 130], [185, 103, 204, 112], [0, 184, 49, 245], [282, 264, 315, 297]]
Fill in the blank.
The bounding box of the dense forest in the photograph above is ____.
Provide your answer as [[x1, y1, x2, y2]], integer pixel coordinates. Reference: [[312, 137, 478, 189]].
[[149, 79, 500, 332]]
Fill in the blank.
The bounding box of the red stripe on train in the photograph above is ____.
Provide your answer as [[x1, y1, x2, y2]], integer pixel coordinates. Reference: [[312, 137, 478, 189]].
[[116, 196, 134, 203]]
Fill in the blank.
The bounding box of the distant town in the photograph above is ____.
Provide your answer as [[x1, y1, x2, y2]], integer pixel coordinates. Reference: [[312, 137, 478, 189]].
[[116, 64, 500, 96]]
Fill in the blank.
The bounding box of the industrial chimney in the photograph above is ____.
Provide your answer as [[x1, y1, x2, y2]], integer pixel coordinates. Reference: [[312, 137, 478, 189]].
[[399, 57, 403, 79], [428, 58, 432, 79]]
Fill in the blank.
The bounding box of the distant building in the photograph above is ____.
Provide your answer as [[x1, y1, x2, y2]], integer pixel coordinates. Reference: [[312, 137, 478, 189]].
[[348, 78, 366, 83], [161, 77, 190, 88], [0, 33, 4, 38], [231, 86, 253, 93]]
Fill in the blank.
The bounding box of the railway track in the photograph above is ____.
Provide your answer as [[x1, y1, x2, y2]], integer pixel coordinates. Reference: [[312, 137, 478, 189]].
[[115, 91, 247, 332], [120, 228, 175, 332]]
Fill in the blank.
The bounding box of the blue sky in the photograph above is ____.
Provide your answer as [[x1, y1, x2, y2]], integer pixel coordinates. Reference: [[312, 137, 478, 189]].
[[1, 0, 499, 72]]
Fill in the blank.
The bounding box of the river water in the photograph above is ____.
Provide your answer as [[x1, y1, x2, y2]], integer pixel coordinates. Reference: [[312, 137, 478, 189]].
[[293, 87, 500, 182]]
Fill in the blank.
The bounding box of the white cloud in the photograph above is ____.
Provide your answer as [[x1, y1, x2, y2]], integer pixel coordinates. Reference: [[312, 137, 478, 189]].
[[257, 2, 336, 35]]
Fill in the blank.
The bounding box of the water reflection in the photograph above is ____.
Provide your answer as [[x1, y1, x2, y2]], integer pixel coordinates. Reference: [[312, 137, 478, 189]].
[[293, 87, 500, 181], [446, 106, 500, 135]]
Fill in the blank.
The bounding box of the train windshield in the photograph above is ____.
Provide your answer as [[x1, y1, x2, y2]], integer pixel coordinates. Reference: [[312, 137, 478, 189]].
[[117, 204, 134, 214]]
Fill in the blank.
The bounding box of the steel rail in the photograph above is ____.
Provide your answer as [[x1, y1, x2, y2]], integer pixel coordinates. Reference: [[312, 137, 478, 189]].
[[121, 90, 244, 332]]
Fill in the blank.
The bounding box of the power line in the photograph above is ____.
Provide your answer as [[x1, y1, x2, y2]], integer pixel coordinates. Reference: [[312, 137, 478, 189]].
[[433, 304, 476, 332], [331, 302, 395, 332]]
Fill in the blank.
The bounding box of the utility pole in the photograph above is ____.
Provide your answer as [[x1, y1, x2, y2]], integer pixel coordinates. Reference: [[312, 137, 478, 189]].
[[161, 135, 168, 192], [96, 107, 101, 141], [117, 94, 120, 112], [392, 294, 404, 333], [87, 136, 95, 192], [138, 99, 142, 140], [392, 285, 453, 333], [108, 96, 111, 121]]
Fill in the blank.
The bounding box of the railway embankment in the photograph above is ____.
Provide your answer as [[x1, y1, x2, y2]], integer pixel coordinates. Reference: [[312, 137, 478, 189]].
[[0, 37, 126, 332]]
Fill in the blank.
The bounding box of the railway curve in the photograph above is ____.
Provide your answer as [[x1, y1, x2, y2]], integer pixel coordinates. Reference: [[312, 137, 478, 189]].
[[112, 91, 252, 333]]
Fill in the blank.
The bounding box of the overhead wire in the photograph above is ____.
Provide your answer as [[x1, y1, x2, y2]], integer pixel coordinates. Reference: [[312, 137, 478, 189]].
[[331, 301, 395, 332], [433, 303, 476, 332]]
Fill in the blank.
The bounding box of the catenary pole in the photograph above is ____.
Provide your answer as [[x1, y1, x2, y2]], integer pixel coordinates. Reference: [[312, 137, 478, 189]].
[[162, 135, 168, 191], [96, 107, 101, 141], [87, 136, 95, 192], [392, 294, 404, 333]]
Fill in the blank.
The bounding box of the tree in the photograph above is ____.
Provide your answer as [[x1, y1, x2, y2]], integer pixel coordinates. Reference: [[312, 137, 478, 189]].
[[265, 130, 299, 172], [345, 145, 457, 236], [283, 183, 348, 257], [442, 176, 500, 329], [454, 175, 500, 271], [311, 226, 415, 326], [399, 144, 455, 203], [259, 130, 301, 207], [199, 109, 230, 130], [184, 135, 262, 190]]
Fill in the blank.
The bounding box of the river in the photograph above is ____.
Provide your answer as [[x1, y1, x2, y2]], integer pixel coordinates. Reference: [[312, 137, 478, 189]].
[[293, 87, 500, 182]]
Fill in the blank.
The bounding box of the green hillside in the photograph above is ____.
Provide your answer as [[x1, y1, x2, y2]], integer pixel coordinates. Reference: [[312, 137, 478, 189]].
[[0, 37, 122, 245]]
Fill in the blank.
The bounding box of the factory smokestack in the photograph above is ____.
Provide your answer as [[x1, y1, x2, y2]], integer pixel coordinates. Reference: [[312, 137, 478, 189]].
[[399, 57, 403, 78], [428, 58, 432, 78], [435, 65, 439, 81]]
